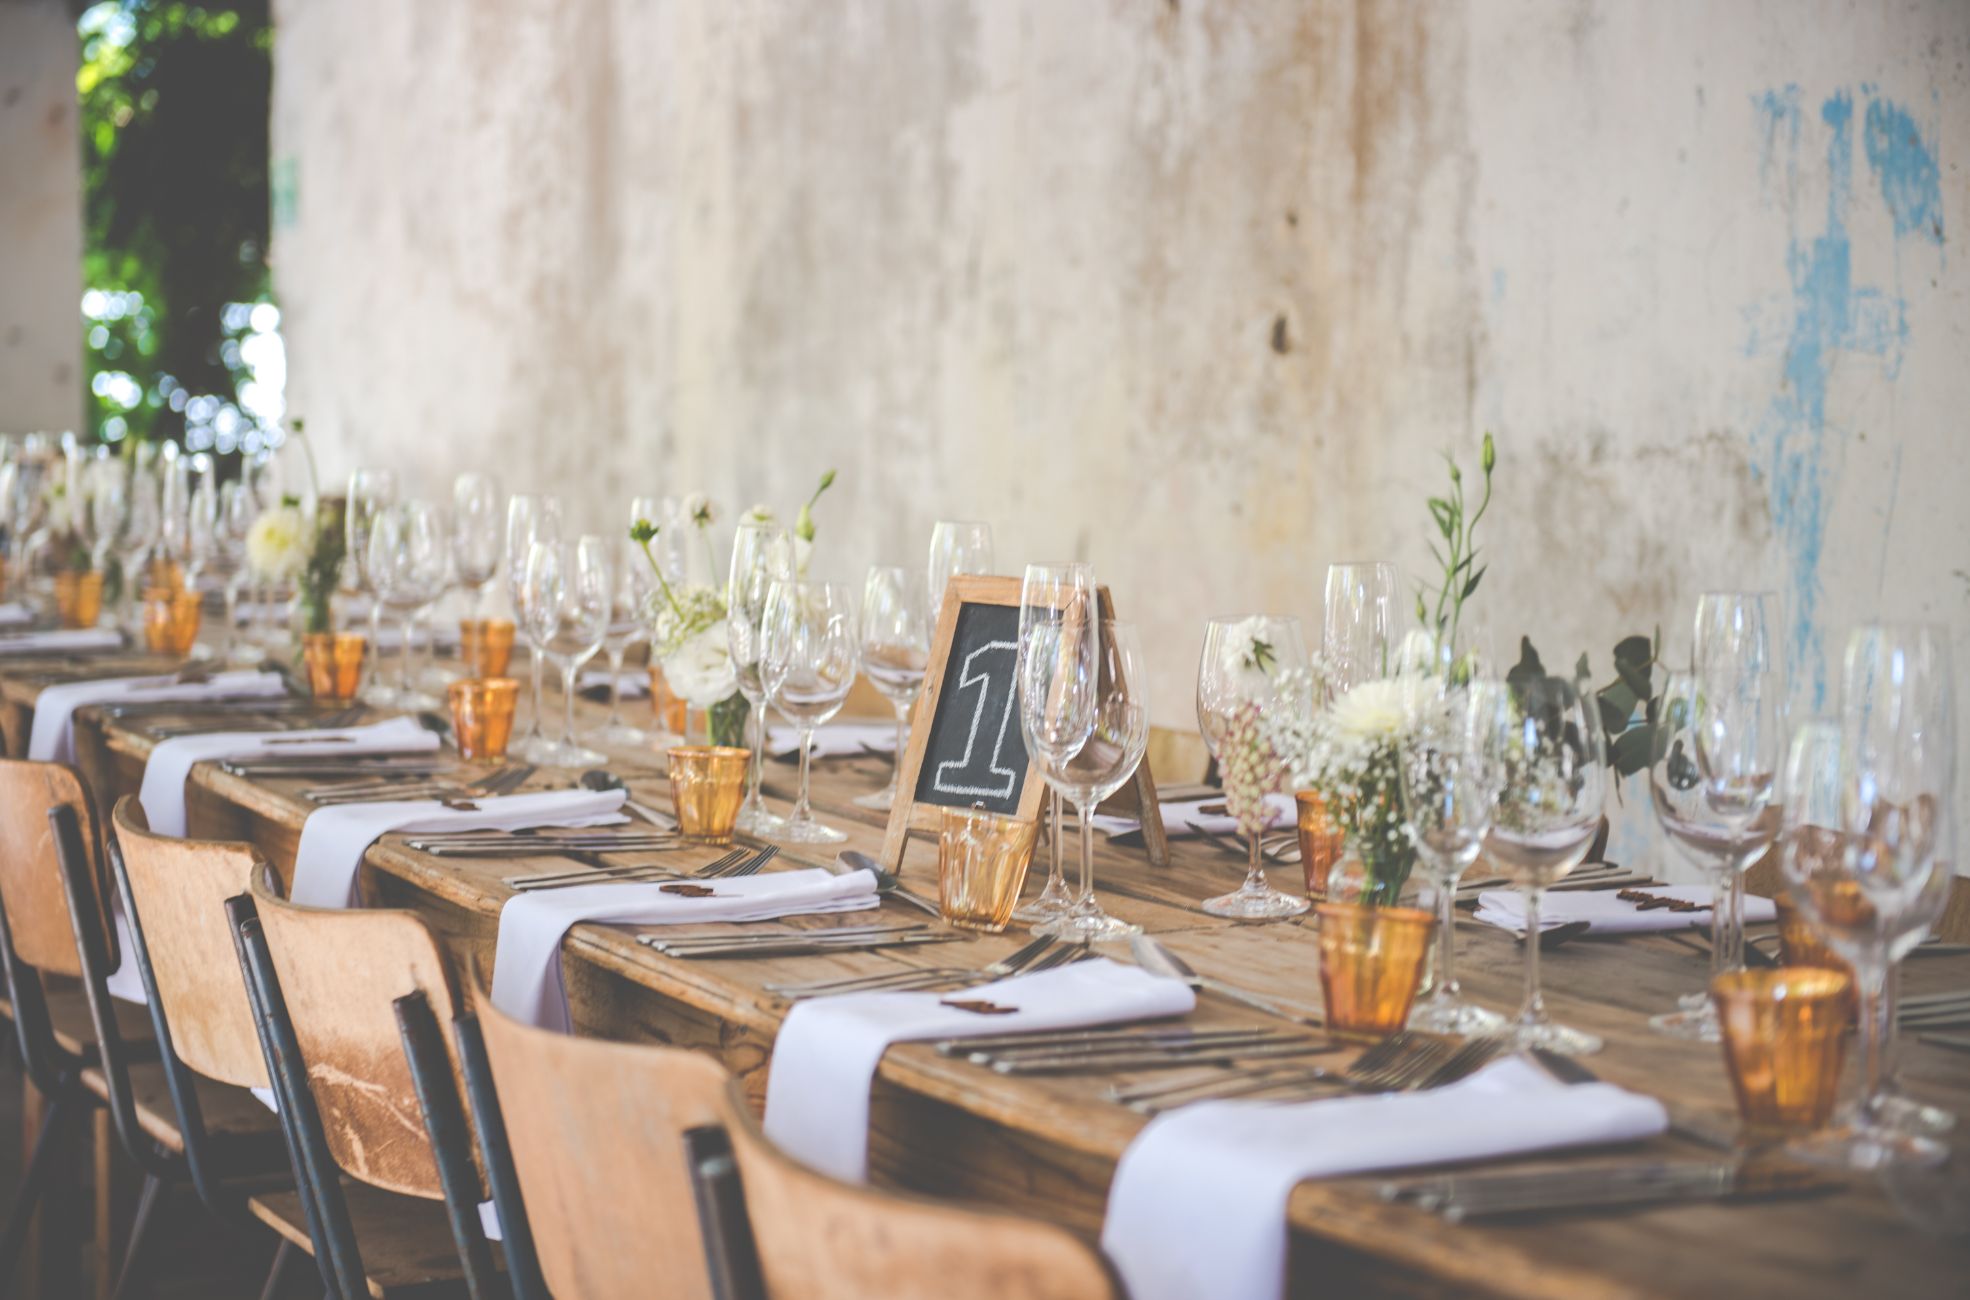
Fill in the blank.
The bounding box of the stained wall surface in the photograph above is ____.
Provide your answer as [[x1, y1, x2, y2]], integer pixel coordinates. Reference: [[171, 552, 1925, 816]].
[[0, 0, 82, 433]]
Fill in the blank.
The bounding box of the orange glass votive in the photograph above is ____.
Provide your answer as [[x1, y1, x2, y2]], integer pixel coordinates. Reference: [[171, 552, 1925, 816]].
[[54, 570, 104, 629], [667, 746, 749, 845], [449, 677, 520, 761], [1772, 895, 1854, 979], [1295, 790, 1346, 899], [1712, 967, 1853, 1139], [302, 632, 367, 702], [1315, 902, 1436, 1038], [143, 586, 202, 656], [647, 664, 689, 736], [459, 618, 516, 678], [938, 806, 1040, 932]]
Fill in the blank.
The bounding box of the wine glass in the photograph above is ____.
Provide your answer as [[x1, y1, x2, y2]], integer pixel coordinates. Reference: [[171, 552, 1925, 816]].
[[927, 520, 993, 613], [854, 565, 931, 812], [1399, 677, 1509, 1035], [118, 456, 161, 633], [214, 481, 255, 664], [1322, 561, 1399, 697], [452, 472, 503, 615], [1485, 671, 1608, 1055], [521, 535, 611, 767], [505, 494, 562, 762], [1196, 616, 1312, 919], [727, 522, 792, 831], [366, 500, 450, 710], [1692, 592, 1782, 959], [1015, 564, 1097, 927], [762, 579, 858, 843], [1029, 618, 1149, 942], [346, 468, 399, 705], [594, 532, 658, 748]]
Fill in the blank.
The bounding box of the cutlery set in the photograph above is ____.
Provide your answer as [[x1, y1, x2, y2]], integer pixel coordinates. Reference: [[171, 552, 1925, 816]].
[[639, 922, 969, 961], [1897, 986, 1970, 1031], [1378, 1158, 1835, 1220], [1454, 861, 1659, 899], [1108, 1032, 1506, 1113], [507, 844, 780, 892], [764, 935, 1087, 999], [950, 1025, 1337, 1077], [301, 761, 534, 805]]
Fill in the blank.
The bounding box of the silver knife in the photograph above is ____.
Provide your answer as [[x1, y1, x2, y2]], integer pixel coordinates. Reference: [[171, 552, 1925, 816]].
[[1130, 933, 1325, 1026], [993, 1038, 1336, 1075]]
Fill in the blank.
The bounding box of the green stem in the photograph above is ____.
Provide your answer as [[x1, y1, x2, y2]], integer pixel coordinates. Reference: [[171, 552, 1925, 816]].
[[634, 534, 686, 622]]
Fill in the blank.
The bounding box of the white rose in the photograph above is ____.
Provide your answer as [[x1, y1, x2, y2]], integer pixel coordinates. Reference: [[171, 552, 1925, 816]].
[[246, 504, 309, 580], [661, 620, 736, 706]]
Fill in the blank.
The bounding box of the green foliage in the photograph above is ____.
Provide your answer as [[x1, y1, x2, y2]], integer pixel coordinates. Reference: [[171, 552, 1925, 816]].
[[1509, 632, 1664, 785], [1414, 433, 1495, 665], [297, 495, 346, 635]]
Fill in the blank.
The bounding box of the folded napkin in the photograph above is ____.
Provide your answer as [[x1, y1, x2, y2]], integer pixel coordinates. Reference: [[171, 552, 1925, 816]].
[[764, 958, 1195, 1182], [1090, 791, 1296, 839], [1102, 1055, 1668, 1300], [768, 721, 898, 760], [290, 788, 629, 910], [138, 716, 441, 838], [490, 867, 881, 1033], [0, 627, 123, 657], [0, 603, 34, 627], [1472, 883, 1777, 936], [27, 670, 288, 765]]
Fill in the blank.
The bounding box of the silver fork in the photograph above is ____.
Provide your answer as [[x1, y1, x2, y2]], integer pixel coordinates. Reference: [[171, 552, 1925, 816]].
[[1112, 1031, 1461, 1111], [709, 845, 779, 878], [509, 845, 748, 892], [766, 934, 1060, 998]]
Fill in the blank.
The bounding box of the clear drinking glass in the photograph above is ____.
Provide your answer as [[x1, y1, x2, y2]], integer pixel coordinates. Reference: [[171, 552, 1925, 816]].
[[452, 472, 503, 614], [1486, 671, 1608, 1055], [1196, 615, 1313, 920], [593, 530, 657, 748], [366, 500, 450, 710], [505, 494, 563, 762], [726, 521, 791, 833], [927, 520, 993, 613], [521, 535, 611, 767], [762, 579, 859, 843], [1399, 677, 1509, 1035], [1322, 561, 1399, 697], [1029, 618, 1149, 942], [346, 468, 400, 705], [213, 481, 254, 665], [118, 457, 161, 634], [854, 565, 930, 812], [1016, 564, 1099, 928]]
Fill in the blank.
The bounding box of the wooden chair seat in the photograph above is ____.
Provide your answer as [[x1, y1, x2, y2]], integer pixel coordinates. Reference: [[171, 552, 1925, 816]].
[[81, 1059, 288, 1164], [43, 979, 155, 1058], [249, 1181, 494, 1299]]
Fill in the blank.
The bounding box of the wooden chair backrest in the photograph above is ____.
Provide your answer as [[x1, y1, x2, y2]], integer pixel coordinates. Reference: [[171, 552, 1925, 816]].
[[248, 864, 473, 1200], [0, 757, 112, 978], [110, 797, 268, 1090], [713, 1083, 1121, 1300], [475, 990, 729, 1300]]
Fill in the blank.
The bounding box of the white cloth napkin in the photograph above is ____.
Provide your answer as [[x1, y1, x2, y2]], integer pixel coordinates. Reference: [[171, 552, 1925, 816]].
[[764, 958, 1195, 1183], [1090, 792, 1296, 839], [0, 603, 34, 627], [289, 788, 630, 909], [0, 627, 123, 657], [1102, 1056, 1669, 1300], [137, 716, 441, 838], [1472, 883, 1777, 936], [490, 867, 881, 1033], [27, 670, 288, 765], [767, 721, 897, 759]]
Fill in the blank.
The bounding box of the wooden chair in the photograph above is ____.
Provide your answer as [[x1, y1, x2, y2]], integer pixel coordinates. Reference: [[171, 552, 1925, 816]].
[[235, 862, 503, 1299], [694, 1079, 1125, 1300]]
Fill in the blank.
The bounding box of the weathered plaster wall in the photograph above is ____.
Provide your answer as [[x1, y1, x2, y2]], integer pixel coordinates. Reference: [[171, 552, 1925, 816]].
[[0, 0, 82, 432], [270, 1, 1970, 806]]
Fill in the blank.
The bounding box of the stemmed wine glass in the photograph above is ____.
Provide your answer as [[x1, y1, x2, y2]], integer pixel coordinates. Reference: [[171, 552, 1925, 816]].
[[1026, 615, 1149, 942], [521, 535, 611, 767], [505, 494, 562, 762], [594, 532, 657, 748], [1196, 615, 1312, 919], [118, 456, 161, 634], [853, 565, 930, 812], [927, 520, 993, 613], [213, 481, 254, 664], [727, 521, 792, 833], [452, 472, 503, 615], [1399, 677, 1509, 1035], [1013, 564, 1092, 926], [366, 500, 450, 710], [1322, 561, 1399, 697], [346, 468, 399, 705], [1485, 671, 1609, 1055], [1647, 670, 1741, 1040], [762, 579, 858, 843]]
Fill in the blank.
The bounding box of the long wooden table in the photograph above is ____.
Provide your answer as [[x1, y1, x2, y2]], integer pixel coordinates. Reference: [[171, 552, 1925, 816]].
[[9, 663, 1970, 1298]]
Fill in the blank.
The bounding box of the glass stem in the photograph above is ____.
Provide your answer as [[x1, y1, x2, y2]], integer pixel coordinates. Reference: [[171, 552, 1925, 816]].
[[1434, 869, 1460, 1002], [561, 662, 579, 745], [795, 727, 815, 823], [220, 581, 238, 662], [1720, 869, 1746, 974], [528, 650, 545, 740], [369, 602, 384, 672], [400, 616, 415, 694], [1856, 962, 1890, 1125], [890, 698, 909, 794], [1078, 801, 1097, 904], [604, 648, 625, 728], [1520, 888, 1546, 1026], [745, 694, 765, 807], [1880, 963, 1905, 1095], [1707, 866, 1733, 982], [1245, 835, 1265, 893], [1049, 790, 1064, 891]]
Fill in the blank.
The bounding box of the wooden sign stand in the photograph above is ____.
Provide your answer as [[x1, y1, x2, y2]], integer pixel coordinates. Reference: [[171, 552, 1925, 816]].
[[878, 574, 1167, 873]]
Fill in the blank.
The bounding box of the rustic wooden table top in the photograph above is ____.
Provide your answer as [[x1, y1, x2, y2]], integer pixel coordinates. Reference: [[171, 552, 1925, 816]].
[[15, 663, 1968, 1299]]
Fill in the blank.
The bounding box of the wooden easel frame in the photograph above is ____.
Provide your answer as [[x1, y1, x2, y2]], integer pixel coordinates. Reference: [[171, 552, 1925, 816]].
[[878, 575, 1167, 871]]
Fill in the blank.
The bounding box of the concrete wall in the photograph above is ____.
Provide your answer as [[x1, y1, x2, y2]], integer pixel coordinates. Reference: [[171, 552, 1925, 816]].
[[269, 1, 1970, 819], [0, 0, 82, 433]]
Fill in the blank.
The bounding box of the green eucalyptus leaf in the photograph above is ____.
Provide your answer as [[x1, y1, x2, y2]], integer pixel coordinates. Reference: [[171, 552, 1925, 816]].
[[1609, 727, 1653, 777]]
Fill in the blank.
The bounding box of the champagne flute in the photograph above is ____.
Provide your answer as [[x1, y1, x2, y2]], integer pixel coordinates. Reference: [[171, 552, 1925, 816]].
[[1486, 671, 1608, 1055], [1322, 561, 1398, 697], [346, 468, 399, 705], [1196, 616, 1312, 920], [451, 472, 503, 615], [726, 521, 791, 832], [1399, 677, 1508, 1035], [521, 535, 611, 767], [853, 565, 930, 812], [762, 579, 858, 843], [1691, 591, 1782, 969], [1029, 618, 1148, 942], [927, 520, 993, 613], [1015, 564, 1097, 927], [594, 531, 658, 748], [505, 494, 562, 762]]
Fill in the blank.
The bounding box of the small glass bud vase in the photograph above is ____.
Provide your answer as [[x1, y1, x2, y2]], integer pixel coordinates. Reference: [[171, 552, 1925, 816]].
[[54, 570, 105, 629]]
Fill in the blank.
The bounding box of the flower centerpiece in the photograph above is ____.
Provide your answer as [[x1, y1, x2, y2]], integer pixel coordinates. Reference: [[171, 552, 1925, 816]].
[[632, 496, 745, 746]]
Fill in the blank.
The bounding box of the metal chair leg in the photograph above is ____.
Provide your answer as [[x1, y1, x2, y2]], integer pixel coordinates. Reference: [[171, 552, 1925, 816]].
[[0, 1083, 76, 1274], [256, 1239, 297, 1300], [108, 1172, 165, 1300]]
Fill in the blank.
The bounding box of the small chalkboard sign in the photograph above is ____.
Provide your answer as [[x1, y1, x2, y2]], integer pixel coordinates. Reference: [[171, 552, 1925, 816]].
[[880, 575, 1167, 872]]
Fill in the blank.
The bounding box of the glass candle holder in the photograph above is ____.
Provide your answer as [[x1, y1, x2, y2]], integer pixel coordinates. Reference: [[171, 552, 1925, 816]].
[[1315, 902, 1435, 1038], [459, 617, 516, 678], [937, 806, 1040, 933], [143, 586, 202, 656], [302, 632, 367, 702], [1712, 967, 1853, 1139], [449, 677, 520, 761], [1772, 895, 1855, 979], [1295, 790, 1346, 899], [54, 570, 104, 629], [647, 665, 689, 737], [668, 745, 749, 845]]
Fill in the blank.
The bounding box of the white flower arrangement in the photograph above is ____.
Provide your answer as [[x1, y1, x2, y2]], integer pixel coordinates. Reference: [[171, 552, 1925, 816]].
[[246, 503, 310, 581], [632, 499, 735, 708]]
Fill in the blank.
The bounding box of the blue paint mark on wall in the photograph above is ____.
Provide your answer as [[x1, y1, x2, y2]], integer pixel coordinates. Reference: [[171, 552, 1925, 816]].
[[1745, 88, 1943, 710]]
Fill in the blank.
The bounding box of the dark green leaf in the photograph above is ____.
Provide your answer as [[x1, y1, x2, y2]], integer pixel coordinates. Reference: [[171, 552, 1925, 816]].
[[1575, 652, 1591, 682], [1609, 727, 1654, 777], [1428, 498, 1456, 537], [1461, 564, 1486, 599]]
